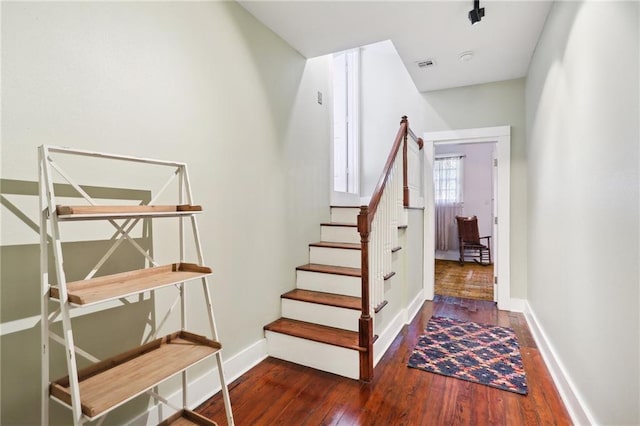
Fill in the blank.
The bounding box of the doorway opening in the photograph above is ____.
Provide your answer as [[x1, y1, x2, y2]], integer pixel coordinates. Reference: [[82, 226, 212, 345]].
[[423, 126, 513, 311], [433, 142, 496, 302]]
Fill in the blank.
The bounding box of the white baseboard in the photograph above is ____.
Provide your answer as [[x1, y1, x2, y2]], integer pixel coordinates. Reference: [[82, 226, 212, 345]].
[[373, 309, 405, 366], [524, 302, 596, 426], [435, 250, 459, 261], [128, 338, 268, 425], [501, 297, 526, 312], [406, 290, 426, 324], [374, 290, 425, 366]]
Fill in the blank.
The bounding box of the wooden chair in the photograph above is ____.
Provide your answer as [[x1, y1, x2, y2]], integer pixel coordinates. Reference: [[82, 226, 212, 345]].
[[456, 215, 492, 266]]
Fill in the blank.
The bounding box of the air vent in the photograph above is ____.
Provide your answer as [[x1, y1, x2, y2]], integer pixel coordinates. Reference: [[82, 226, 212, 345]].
[[417, 59, 436, 68]]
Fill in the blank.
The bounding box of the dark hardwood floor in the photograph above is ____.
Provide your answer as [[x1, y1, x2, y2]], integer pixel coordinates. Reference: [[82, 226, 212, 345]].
[[197, 296, 571, 425]]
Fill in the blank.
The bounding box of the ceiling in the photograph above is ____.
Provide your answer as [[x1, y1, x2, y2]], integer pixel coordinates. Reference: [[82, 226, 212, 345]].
[[237, 1, 553, 92]]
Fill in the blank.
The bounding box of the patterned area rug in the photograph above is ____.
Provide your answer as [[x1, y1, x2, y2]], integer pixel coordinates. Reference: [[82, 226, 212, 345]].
[[407, 316, 528, 395]]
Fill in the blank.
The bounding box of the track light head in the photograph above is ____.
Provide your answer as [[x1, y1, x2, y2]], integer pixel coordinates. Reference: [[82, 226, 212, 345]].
[[468, 0, 485, 25]]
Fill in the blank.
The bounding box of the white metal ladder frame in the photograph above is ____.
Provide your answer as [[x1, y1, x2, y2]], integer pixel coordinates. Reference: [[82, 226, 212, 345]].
[[39, 145, 234, 425]]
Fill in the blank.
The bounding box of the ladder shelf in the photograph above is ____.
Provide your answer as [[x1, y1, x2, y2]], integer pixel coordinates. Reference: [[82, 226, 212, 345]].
[[158, 409, 219, 426], [39, 145, 234, 426]]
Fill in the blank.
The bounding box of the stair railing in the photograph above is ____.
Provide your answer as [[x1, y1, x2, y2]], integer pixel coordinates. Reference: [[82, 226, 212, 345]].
[[357, 116, 423, 381]]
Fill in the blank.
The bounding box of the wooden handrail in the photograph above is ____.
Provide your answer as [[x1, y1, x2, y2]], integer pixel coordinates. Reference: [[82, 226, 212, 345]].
[[366, 117, 408, 223], [408, 127, 424, 150], [360, 116, 421, 230], [357, 115, 420, 382]]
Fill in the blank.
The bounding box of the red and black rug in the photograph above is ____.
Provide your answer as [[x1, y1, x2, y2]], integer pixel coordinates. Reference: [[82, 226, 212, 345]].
[[407, 316, 528, 395]]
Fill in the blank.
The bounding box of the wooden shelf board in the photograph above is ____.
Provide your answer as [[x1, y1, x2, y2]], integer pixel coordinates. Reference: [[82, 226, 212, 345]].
[[159, 409, 218, 426], [50, 263, 212, 306], [55, 204, 202, 221], [50, 331, 221, 420]]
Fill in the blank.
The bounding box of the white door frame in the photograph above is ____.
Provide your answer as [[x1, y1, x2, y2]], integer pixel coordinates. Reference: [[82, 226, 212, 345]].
[[423, 126, 514, 311]]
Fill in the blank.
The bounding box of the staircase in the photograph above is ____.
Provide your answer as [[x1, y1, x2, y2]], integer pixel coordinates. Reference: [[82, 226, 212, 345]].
[[264, 207, 368, 379], [264, 116, 422, 381]]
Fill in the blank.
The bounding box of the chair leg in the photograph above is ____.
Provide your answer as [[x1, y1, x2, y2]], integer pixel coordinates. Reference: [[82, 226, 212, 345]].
[[459, 244, 464, 266]]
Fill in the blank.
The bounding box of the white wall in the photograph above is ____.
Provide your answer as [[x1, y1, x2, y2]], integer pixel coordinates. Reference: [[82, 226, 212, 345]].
[[360, 40, 428, 197], [435, 143, 494, 256], [423, 79, 527, 298], [1, 2, 331, 424], [526, 1, 639, 424]]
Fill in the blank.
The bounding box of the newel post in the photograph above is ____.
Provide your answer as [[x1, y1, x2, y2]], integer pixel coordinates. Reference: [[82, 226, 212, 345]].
[[357, 205, 373, 381], [401, 116, 410, 207]]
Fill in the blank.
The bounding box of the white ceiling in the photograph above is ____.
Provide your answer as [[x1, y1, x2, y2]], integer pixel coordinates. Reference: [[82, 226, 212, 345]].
[[238, 1, 553, 92]]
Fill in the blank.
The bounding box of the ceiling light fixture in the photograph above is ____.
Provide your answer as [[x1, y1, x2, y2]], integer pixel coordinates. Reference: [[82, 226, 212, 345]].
[[468, 0, 485, 25]]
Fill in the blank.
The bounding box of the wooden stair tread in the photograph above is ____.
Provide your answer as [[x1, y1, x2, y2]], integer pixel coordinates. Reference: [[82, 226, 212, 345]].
[[309, 242, 361, 250], [50, 331, 221, 419], [55, 204, 202, 221], [49, 263, 211, 306], [329, 205, 360, 208], [374, 300, 388, 313], [264, 318, 362, 351], [320, 222, 357, 227], [296, 263, 361, 277], [282, 289, 361, 310]]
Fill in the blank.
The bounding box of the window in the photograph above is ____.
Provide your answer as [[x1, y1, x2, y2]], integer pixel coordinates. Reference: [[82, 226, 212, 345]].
[[332, 49, 359, 194], [434, 155, 463, 203]]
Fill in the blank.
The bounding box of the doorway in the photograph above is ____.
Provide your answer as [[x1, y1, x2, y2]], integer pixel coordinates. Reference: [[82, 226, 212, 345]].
[[433, 141, 496, 301], [423, 126, 513, 311]]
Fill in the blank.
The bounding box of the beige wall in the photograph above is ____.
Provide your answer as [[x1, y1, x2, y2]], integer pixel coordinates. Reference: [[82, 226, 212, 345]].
[[1, 2, 331, 424], [360, 40, 429, 197], [526, 1, 639, 424], [422, 78, 527, 299]]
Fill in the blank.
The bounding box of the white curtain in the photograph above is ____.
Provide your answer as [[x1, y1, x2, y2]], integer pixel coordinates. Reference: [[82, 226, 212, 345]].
[[434, 156, 463, 251]]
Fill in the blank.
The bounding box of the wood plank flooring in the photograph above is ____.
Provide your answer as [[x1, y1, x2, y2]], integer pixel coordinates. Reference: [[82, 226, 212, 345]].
[[197, 296, 571, 425], [435, 259, 494, 301]]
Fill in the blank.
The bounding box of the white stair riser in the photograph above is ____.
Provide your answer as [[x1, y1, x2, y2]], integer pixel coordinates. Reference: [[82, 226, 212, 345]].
[[265, 331, 360, 380], [330, 207, 360, 225], [296, 270, 361, 297], [309, 246, 360, 268], [320, 226, 359, 244], [281, 299, 360, 332]]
